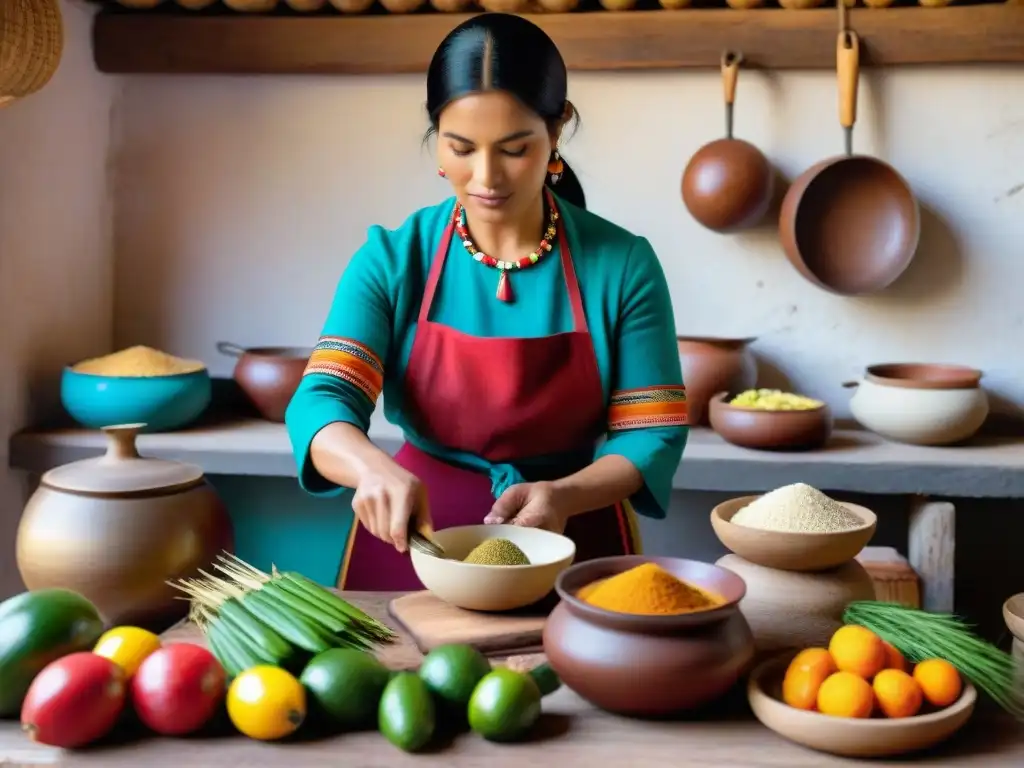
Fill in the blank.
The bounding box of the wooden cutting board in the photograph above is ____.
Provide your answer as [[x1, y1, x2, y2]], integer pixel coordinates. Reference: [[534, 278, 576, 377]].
[[387, 591, 551, 655]]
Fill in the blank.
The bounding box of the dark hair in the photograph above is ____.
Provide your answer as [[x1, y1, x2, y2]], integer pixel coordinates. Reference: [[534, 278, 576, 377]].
[[425, 13, 585, 210]]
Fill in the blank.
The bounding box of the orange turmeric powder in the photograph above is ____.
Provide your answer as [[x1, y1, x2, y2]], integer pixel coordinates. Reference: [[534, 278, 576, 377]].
[[576, 562, 721, 615]]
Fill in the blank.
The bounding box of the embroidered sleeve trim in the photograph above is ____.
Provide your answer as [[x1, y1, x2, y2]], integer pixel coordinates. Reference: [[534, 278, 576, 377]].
[[303, 336, 384, 403], [608, 385, 688, 431]]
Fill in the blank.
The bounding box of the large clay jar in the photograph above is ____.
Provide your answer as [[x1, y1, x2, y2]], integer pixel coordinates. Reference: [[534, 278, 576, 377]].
[[543, 555, 754, 717], [716, 554, 876, 661], [16, 424, 234, 629], [677, 336, 758, 426], [217, 341, 312, 422]]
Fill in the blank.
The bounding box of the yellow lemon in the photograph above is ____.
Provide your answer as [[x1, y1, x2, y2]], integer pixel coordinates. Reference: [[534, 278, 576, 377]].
[[93, 626, 162, 678], [227, 665, 306, 741]]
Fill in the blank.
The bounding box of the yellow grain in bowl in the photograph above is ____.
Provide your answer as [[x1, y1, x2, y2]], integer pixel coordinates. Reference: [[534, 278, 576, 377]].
[[71, 346, 206, 377]]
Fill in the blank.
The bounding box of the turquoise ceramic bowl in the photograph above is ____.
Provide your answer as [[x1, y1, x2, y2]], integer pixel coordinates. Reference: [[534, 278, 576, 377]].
[[60, 367, 212, 433]]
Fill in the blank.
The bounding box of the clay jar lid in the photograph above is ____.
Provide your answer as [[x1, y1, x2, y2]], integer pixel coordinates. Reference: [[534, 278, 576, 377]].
[[41, 423, 205, 496], [864, 363, 982, 390]]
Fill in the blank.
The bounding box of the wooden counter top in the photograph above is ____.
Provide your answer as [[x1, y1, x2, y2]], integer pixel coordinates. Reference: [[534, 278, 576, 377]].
[[1, 592, 1021, 766]]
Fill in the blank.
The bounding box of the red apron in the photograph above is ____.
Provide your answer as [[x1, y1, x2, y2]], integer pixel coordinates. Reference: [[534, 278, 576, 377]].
[[338, 194, 641, 590]]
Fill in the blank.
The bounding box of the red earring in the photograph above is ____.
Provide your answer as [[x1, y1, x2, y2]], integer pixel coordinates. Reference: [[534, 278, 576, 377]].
[[437, 167, 446, 178]]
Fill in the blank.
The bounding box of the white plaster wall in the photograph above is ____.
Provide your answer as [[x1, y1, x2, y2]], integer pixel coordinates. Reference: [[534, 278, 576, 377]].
[[112, 67, 1024, 417], [0, 1, 118, 596]]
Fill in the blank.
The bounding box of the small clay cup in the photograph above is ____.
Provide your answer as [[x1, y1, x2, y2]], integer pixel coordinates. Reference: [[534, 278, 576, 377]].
[[542, 555, 755, 717], [708, 391, 833, 451]]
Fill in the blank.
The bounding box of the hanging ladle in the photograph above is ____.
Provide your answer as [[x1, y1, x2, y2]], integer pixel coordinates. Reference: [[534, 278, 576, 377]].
[[682, 51, 775, 233]]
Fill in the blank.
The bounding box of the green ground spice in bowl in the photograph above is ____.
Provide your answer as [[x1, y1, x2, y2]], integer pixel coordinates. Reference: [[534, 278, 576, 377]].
[[463, 538, 531, 566]]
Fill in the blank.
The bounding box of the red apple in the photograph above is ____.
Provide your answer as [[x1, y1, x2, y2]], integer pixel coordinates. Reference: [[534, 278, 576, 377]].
[[131, 642, 226, 736], [21, 652, 127, 748]]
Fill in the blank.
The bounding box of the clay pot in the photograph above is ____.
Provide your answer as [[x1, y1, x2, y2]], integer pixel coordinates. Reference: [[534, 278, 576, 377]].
[[843, 363, 988, 446], [543, 555, 755, 716], [708, 391, 832, 451], [16, 424, 234, 629], [676, 336, 758, 426], [715, 554, 876, 659], [217, 341, 312, 423]]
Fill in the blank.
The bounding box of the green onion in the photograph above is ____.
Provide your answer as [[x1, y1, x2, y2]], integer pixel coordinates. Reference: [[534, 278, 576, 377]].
[[843, 600, 1024, 719], [168, 550, 396, 676]]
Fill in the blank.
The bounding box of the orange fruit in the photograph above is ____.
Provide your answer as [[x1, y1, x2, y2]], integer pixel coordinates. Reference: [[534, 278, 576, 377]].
[[882, 641, 907, 672], [782, 649, 837, 711], [828, 625, 887, 679], [817, 671, 875, 718], [873, 669, 923, 718], [913, 659, 963, 708]]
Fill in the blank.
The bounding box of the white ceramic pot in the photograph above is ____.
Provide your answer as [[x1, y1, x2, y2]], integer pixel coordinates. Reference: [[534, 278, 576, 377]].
[[844, 364, 989, 446]]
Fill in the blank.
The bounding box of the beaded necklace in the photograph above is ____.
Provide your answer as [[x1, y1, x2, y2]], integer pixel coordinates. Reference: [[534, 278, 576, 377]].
[[453, 194, 559, 303]]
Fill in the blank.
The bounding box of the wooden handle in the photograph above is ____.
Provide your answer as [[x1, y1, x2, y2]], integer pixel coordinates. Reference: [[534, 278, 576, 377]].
[[721, 51, 742, 106], [836, 31, 860, 130]]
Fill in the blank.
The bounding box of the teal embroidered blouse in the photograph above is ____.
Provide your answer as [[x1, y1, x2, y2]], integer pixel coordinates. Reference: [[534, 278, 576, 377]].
[[285, 193, 688, 520]]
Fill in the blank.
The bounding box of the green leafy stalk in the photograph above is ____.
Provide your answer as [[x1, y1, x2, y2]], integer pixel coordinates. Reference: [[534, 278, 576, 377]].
[[843, 600, 1024, 719]]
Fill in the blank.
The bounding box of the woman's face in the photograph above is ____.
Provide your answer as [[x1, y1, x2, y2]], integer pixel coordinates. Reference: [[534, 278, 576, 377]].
[[437, 91, 559, 226]]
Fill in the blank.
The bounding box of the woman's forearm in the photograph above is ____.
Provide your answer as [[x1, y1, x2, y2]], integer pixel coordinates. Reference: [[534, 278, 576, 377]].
[[309, 421, 396, 488], [551, 455, 644, 517]]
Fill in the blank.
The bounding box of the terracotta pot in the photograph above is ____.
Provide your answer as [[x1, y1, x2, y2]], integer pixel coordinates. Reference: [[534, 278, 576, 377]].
[[16, 424, 234, 629], [843, 363, 988, 446], [676, 337, 758, 426], [542, 555, 755, 716], [217, 341, 312, 422]]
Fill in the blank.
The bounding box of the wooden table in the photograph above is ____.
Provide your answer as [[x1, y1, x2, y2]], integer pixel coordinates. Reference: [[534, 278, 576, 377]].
[[2, 593, 1022, 767]]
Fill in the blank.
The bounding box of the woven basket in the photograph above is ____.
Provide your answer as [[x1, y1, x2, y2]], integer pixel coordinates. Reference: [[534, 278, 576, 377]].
[[0, 0, 65, 104]]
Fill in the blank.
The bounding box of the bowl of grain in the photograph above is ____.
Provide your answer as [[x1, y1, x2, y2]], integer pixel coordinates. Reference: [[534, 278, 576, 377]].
[[709, 390, 833, 451], [410, 524, 576, 612], [61, 346, 212, 433], [711, 483, 876, 572]]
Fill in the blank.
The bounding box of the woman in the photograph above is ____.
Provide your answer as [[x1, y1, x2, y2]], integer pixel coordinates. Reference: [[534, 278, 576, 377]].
[[285, 13, 687, 591]]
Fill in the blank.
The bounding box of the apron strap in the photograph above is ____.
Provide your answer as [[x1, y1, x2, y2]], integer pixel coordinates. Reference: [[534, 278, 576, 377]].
[[418, 205, 458, 324], [554, 207, 588, 334]]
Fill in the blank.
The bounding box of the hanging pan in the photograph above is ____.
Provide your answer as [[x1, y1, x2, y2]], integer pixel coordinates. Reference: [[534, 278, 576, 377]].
[[778, 30, 920, 296], [682, 52, 774, 233]]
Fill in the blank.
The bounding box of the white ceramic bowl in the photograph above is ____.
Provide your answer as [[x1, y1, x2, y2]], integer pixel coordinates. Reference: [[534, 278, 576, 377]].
[[410, 524, 576, 612]]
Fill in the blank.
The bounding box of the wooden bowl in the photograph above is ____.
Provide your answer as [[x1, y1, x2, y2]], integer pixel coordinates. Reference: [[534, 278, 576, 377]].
[[711, 495, 876, 572], [708, 391, 832, 451], [1002, 593, 1024, 642], [410, 524, 575, 612], [543, 555, 754, 716], [748, 653, 977, 758]]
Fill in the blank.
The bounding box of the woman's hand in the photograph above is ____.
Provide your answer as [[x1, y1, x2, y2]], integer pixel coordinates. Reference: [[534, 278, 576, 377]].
[[484, 481, 573, 533], [352, 460, 431, 553]]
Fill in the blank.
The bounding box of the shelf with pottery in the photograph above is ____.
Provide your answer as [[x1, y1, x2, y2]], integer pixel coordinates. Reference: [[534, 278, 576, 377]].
[[9, 416, 1024, 496], [90, 4, 1024, 75]]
